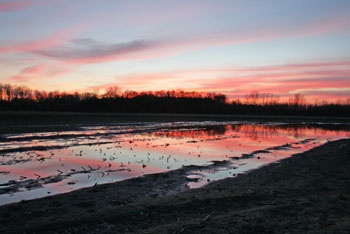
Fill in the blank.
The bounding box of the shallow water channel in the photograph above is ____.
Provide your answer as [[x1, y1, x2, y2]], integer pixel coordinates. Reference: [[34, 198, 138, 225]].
[[0, 121, 349, 205]]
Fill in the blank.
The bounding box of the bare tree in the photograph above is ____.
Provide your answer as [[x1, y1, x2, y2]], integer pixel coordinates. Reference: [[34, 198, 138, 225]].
[[0, 84, 3, 101], [289, 94, 305, 106], [3, 84, 13, 101], [245, 91, 260, 105], [214, 94, 226, 103], [104, 86, 121, 98]]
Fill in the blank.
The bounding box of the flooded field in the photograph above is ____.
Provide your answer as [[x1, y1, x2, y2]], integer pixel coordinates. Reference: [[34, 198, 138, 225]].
[[0, 120, 349, 205]]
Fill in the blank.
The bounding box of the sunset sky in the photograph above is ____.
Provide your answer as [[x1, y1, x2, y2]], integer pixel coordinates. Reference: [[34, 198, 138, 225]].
[[0, 0, 349, 102]]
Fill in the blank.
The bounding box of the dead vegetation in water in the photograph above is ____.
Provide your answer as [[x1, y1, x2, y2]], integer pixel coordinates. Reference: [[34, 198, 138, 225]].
[[0, 167, 100, 194], [0, 139, 349, 233]]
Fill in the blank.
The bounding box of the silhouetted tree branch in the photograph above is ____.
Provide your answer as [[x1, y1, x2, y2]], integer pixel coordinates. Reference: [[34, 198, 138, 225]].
[[0, 84, 349, 116]]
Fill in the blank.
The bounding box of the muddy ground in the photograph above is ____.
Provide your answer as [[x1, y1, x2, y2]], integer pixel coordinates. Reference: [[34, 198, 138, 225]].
[[0, 138, 349, 233]]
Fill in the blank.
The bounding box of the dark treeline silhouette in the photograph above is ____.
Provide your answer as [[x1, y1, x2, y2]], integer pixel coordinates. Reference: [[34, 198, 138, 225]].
[[0, 83, 349, 116]]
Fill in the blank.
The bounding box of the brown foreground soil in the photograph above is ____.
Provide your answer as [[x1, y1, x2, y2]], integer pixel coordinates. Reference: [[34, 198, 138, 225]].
[[0, 139, 350, 234]]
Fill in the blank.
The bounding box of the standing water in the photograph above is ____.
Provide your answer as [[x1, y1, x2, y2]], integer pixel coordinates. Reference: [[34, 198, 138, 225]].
[[0, 121, 349, 205]]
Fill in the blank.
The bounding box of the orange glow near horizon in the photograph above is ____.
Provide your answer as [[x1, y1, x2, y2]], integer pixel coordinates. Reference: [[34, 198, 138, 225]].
[[0, 1, 349, 104]]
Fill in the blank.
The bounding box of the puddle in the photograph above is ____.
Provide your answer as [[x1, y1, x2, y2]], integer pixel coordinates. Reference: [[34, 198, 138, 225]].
[[0, 121, 349, 205]]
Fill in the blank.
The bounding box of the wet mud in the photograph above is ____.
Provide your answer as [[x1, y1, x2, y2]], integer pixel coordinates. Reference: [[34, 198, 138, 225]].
[[1, 119, 350, 205], [0, 139, 349, 233]]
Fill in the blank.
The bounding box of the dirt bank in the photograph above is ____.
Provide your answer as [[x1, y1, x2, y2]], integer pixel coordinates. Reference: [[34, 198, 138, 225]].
[[0, 138, 349, 234]]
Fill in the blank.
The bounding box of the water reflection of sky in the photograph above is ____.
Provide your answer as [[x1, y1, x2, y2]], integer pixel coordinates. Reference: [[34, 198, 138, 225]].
[[0, 122, 349, 205]]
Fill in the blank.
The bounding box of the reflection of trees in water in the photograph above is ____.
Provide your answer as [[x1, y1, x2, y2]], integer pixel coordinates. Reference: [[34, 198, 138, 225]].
[[229, 125, 280, 140], [277, 124, 350, 138], [150, 124, 350, 140], [228, 124, 350, 140], [150, 126, 227, 139]]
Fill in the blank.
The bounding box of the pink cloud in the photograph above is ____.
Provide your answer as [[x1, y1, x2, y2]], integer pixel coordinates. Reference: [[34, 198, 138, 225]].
[[85, 60, 349, 103], [290, 88, 350, 99], [298, 14, 350, 37], [233, 61, 350, 74], [11, 64, 72, 82], [196, 71, 349, 93], [119, 63, 350, 91], [88, 72, 184, 92], [0, 26, 86, 55], [20, 64, 47, 74], [158, 13, 350, 59], [196, 76, 350, 103], [0, 0, 35, 13], [31, 12, 350, 65]]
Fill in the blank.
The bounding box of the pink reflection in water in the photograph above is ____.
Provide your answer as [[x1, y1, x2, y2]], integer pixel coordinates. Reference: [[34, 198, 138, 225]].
[[0, 122, 349, 205]]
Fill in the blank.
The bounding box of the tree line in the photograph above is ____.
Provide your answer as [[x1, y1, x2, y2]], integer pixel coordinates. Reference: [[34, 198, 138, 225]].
[[0, 83, 349, 116]]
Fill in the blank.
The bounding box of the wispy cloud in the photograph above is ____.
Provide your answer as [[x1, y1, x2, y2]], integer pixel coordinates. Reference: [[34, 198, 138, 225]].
[[31, 12, 350, 66], [298, 14, 350, 37], [0, 26, 86, 55], [86, 60, 350, 102], [11, 64, 72, 82], [234, 61, 350, 73], [35, 39, 157, 64], [290, 87, 350, 94]]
